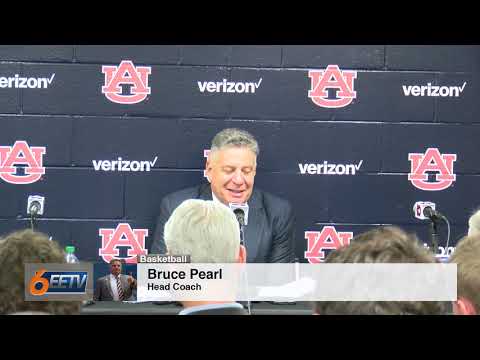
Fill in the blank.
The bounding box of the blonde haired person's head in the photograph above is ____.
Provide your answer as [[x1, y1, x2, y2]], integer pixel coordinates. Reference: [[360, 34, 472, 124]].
[[468, 209, 480, 237], [164, 199, 244, 263], [449, 234, 480, 315]]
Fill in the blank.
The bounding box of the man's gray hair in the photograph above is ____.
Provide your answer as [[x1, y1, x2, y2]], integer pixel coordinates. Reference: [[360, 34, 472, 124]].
[[468, 209, 480, 236], [164, 199, 241, 263], [210, 128, 259, 156]]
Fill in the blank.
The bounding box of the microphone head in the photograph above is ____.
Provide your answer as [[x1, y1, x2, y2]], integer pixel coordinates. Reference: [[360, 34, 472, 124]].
[[27, 195, 45, 216], [29, 201, 40, 215], [413, 201, 436, 220], [233, 209, 245, 226], [229, 203, 249, 226], [423, 206, 445, 221]]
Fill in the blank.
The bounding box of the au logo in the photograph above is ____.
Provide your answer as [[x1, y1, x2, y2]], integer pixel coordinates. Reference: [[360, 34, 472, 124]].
[[304, 226, 353, 263], [29, 269, 88, 296], [308, 65, 357, 108], [98, 223, 148, 264], [408, 148, 457, 191], [0, 140, 46, 184], [102, 60, 151, 104]]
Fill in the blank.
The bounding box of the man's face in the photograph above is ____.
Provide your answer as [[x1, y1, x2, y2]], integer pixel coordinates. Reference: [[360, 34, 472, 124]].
[[110, 261, 122, 276], [206, 146, 256, 205]]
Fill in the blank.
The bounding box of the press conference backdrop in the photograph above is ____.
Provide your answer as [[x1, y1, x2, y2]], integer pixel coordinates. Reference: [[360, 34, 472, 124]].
[[0, 45, 479, 263]]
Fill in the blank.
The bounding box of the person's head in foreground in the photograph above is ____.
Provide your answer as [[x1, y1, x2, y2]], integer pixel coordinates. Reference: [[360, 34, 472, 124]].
[[0, 229, 81, 315], [205, 128, 259, 205], [164, 199, 247, 314], [468, 209, 480, 237], [313, 226, 446, 315], [449, 234, 480, 315]]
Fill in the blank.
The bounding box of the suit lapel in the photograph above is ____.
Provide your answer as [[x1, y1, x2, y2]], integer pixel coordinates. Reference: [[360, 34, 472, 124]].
[[120, 275, 129, 291], [243, 189, 263, 262], [105, 275, 114, 299]]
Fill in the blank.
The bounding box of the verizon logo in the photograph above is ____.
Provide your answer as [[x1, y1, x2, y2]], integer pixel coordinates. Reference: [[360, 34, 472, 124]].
[[299, 160, 363, 175], [198, 78, 262, 93], [0, 73, 55, 89], [402, 82, 466, 97], [93, 157, 158, 172], [423, 243, 455, 257]]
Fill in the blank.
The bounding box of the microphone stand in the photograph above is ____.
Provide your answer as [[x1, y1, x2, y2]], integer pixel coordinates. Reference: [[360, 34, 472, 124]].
[[422, 207, 446, 259], [430, 220, 440, 256], [238, 223, 251, 315], [30, 213, 37, 231], [239, 224, 246, 247], [29, 204, 39, 231]]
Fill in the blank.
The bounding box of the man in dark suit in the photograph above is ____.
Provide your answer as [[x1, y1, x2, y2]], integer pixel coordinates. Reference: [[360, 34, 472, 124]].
[[94, 259, 137, 301], [150, 128, 295, 263], [164, 199, 248, 315]]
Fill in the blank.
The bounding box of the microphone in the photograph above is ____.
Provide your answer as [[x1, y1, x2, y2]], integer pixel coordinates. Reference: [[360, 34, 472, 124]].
[[413, 201, 441, 221], [412, 201, 451, 259], [234, 209, 245, 226], [27, 195, 45, 231], [27, 195, 45, 216], [229, 203, 249, 226], [228, 202, 251, 314]]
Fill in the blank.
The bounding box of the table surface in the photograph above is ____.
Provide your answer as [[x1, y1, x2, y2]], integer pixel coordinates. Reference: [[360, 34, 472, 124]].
[[81, 301, 313, 315]]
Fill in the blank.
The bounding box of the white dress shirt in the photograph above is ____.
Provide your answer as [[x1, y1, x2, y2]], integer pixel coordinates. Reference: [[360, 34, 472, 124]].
[[211, 192, 248, 208]]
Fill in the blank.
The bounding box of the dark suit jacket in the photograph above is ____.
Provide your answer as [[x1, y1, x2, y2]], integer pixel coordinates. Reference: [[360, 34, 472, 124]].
[[150, 184, 295, 263], [94, 274, 135, 301]]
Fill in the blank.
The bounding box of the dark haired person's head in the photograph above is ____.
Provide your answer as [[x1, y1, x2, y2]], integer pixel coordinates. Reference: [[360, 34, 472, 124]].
[[0, 229, 81, 315]]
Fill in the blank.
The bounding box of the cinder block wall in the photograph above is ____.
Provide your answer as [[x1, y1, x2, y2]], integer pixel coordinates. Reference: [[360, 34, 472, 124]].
[[0, 45, 478, 262]]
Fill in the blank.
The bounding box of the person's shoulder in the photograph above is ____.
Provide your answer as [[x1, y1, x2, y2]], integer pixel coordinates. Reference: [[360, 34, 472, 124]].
[[255, 188, 292, 211], [97, 274, 109, 282], [162, 184, 205, 203]]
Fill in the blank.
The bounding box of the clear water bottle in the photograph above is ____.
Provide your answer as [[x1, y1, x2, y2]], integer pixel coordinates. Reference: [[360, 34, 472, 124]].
[[65, 246, 79, 263]]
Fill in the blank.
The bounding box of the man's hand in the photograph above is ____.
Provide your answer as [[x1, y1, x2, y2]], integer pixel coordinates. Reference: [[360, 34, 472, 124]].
[[127, 272, 137, 288]]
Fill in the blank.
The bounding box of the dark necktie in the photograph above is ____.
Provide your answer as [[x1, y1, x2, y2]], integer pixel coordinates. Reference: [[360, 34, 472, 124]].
[[116, 275, 124, 301]]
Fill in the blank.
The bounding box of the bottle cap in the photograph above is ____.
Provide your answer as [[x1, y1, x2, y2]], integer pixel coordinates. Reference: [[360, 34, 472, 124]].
[[65, 246, 76, 254]]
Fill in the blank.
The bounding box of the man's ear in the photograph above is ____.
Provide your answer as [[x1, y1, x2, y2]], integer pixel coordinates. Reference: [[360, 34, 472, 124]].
[[453, 297, 477, 315], [237, 245, 247, 263], [205, 159, 211, 183]]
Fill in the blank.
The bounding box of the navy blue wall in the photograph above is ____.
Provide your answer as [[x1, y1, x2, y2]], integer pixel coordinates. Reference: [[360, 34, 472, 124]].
[[0, 45, 478, 263]]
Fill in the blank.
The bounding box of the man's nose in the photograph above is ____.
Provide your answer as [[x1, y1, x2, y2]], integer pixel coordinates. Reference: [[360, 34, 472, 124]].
[[231, 170, 245, 184]]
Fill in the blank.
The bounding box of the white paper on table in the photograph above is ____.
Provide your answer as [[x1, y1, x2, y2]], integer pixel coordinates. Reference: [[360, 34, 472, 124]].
[[256, 277, 316, 299]]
